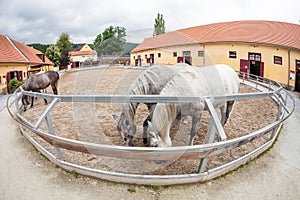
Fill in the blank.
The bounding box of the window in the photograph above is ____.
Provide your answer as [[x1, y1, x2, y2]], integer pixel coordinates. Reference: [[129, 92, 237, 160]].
[[183, 51, 191, 57], [173, 52, 177, 57], [229, 51, 237, 58], [274, 56, 282, 65], [198, 51, 204, 57], [249, 53, 261, 61], [158, 53, 161, 58]]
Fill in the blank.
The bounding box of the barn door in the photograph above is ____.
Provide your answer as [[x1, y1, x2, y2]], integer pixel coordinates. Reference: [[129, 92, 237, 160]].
[[177, 57, 183, 63], [260, 62, 264, 78], [240, 59, 249, 78], [17, 71, 23, 81], [295, 60, 300, 92], [150, 54, 154, 65]]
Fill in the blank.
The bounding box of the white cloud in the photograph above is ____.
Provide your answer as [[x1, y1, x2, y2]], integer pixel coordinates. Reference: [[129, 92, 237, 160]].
[[0, 0, 299, 44]]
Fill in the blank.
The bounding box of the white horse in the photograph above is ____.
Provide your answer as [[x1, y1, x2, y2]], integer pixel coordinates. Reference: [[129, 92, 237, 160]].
[[113, 63, 190, 146], [147, 64, 240, 147]]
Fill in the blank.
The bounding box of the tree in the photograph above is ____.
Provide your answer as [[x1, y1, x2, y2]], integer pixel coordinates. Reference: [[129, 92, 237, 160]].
[[153, 13, 166, 36], [56, 33, 72, 66], [45, 44, 60, 67], [28, 43, 50, 54], [93, 26, 126, 56]]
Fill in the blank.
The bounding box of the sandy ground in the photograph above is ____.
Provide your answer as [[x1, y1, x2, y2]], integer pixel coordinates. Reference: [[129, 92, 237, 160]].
[[0, 95, 299, 199], [1, 67, 299, 199], [18, 67, 278, 175]]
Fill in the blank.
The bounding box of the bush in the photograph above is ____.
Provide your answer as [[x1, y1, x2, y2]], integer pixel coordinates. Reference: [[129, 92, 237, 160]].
[[9, 78, 24, 89]]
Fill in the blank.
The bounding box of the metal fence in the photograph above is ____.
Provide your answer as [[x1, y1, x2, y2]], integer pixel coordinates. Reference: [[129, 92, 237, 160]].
[[6, 70, 295, 185]]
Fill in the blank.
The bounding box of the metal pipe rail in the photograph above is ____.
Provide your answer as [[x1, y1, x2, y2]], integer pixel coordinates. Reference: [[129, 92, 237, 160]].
[[6, 72, 295, 185]]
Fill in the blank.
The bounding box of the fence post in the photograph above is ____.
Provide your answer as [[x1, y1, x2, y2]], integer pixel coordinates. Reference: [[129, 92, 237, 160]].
[[198, 99, 227, 173], [198, 119, 216, 173], [45, 113, 63, 160]]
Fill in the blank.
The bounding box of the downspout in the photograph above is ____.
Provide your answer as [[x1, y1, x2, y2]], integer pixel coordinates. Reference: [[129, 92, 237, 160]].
[[203, 45, 206, 66], [288, 48, 291, 88]]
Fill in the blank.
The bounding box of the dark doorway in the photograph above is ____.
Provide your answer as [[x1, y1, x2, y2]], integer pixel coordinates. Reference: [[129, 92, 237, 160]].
[[295, 60, 300, 92], [135, 55, 142, 66], [183, 51, 192, 65], [248, 52, 264, 78], [150, 54, 154, 66], [249, 60, 260, 76]]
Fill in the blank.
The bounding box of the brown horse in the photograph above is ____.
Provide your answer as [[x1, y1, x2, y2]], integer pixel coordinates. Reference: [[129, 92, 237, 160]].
[[22, 71, 59, 111]]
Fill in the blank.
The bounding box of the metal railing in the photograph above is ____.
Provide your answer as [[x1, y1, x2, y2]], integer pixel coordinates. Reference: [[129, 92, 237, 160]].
[[6, 70, 295, 185]]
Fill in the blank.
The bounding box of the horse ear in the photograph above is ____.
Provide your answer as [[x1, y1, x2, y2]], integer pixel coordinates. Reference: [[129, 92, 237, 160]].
[[112, 114, 120, 122]]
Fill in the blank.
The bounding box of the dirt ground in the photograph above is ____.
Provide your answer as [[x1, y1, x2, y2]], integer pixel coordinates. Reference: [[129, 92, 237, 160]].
[[21, 66, 278, 175]]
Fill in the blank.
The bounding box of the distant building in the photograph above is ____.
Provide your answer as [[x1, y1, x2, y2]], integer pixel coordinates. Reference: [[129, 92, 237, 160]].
[[0, 34, 54, 93], [131, 20, 300, 91], [69, 44, 98, 68]]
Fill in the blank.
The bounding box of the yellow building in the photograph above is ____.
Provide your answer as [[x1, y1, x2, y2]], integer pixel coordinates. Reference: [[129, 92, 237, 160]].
[[69, 44, 97, 68], [131, 20, 300, 91], [0, 34, 54, 93]]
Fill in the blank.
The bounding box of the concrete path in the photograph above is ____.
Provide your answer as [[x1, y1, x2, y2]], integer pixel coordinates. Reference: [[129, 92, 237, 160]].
[[0, 93, 299, 200]]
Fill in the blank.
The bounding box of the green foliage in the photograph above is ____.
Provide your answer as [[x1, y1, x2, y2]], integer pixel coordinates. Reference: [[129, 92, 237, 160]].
[[127, 186, 136, 193], [56, 32, 72, 53], [28, 43, 50, 54], [93, 26, 126, 56], [144, 184, 160, 192], [56, 33, 72, 67], [9, 78, 23, 89], [45, 44, 60, 67], [153, 13, 166, 36]]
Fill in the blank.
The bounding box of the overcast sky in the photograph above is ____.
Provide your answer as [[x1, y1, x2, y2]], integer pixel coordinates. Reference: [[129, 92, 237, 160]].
[[0, 0, 299, 44]]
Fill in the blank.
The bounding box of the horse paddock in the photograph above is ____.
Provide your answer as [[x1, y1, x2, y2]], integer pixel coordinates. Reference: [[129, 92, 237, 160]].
[[8, 66, 294, 185]]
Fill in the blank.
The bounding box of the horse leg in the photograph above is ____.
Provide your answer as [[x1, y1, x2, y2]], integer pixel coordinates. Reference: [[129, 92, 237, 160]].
[[189, 113, 202, 145], [219, 104, 227, 126], [142, 115, 152, 144], [22, 96, 28, 111], [30, 96, 34, 107], [224, 101, 235, 125], [38, 90, 48, 104], [51, 83, 58, 95]]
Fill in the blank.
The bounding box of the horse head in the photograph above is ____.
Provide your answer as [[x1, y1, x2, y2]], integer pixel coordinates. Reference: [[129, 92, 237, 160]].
[[113, 113, 136, 146], [147, 121, 164, 147]]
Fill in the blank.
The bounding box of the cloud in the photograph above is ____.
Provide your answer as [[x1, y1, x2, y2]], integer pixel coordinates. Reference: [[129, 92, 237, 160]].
[[0, 0, 299, 44]]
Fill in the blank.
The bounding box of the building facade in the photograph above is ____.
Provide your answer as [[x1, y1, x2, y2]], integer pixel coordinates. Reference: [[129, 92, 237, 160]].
[[69, 44, 98, 68], [131, 20, 300, 91], [0, 34, 54, 93]]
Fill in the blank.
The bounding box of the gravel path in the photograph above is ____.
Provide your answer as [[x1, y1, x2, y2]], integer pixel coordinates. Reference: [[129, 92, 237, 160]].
[[0, 95, 9, 111]]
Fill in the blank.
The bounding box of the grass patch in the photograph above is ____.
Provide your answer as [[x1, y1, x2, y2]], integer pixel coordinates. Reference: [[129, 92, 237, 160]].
[[144, 184, 160, 192], [68, 170, 78, 178], [128, 186, 136, 193]]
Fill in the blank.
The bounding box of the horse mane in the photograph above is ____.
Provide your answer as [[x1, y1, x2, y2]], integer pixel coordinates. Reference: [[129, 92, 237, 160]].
[[123, 65, 187, 119]]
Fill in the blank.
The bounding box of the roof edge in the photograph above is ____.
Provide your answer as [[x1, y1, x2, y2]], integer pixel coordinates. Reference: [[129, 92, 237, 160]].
[[6, 35, 30, 62]]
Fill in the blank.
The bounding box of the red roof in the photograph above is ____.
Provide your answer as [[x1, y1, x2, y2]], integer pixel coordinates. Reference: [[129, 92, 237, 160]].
[[0, 34, 53, 65], [132, 20, 300, 53], [69, 50, 97, 56]]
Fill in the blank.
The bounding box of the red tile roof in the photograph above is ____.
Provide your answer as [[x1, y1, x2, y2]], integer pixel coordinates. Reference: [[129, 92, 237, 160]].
[[0, 34, 53, 65], [69, 50, 97, 56], [131, 20, 300, 53]]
